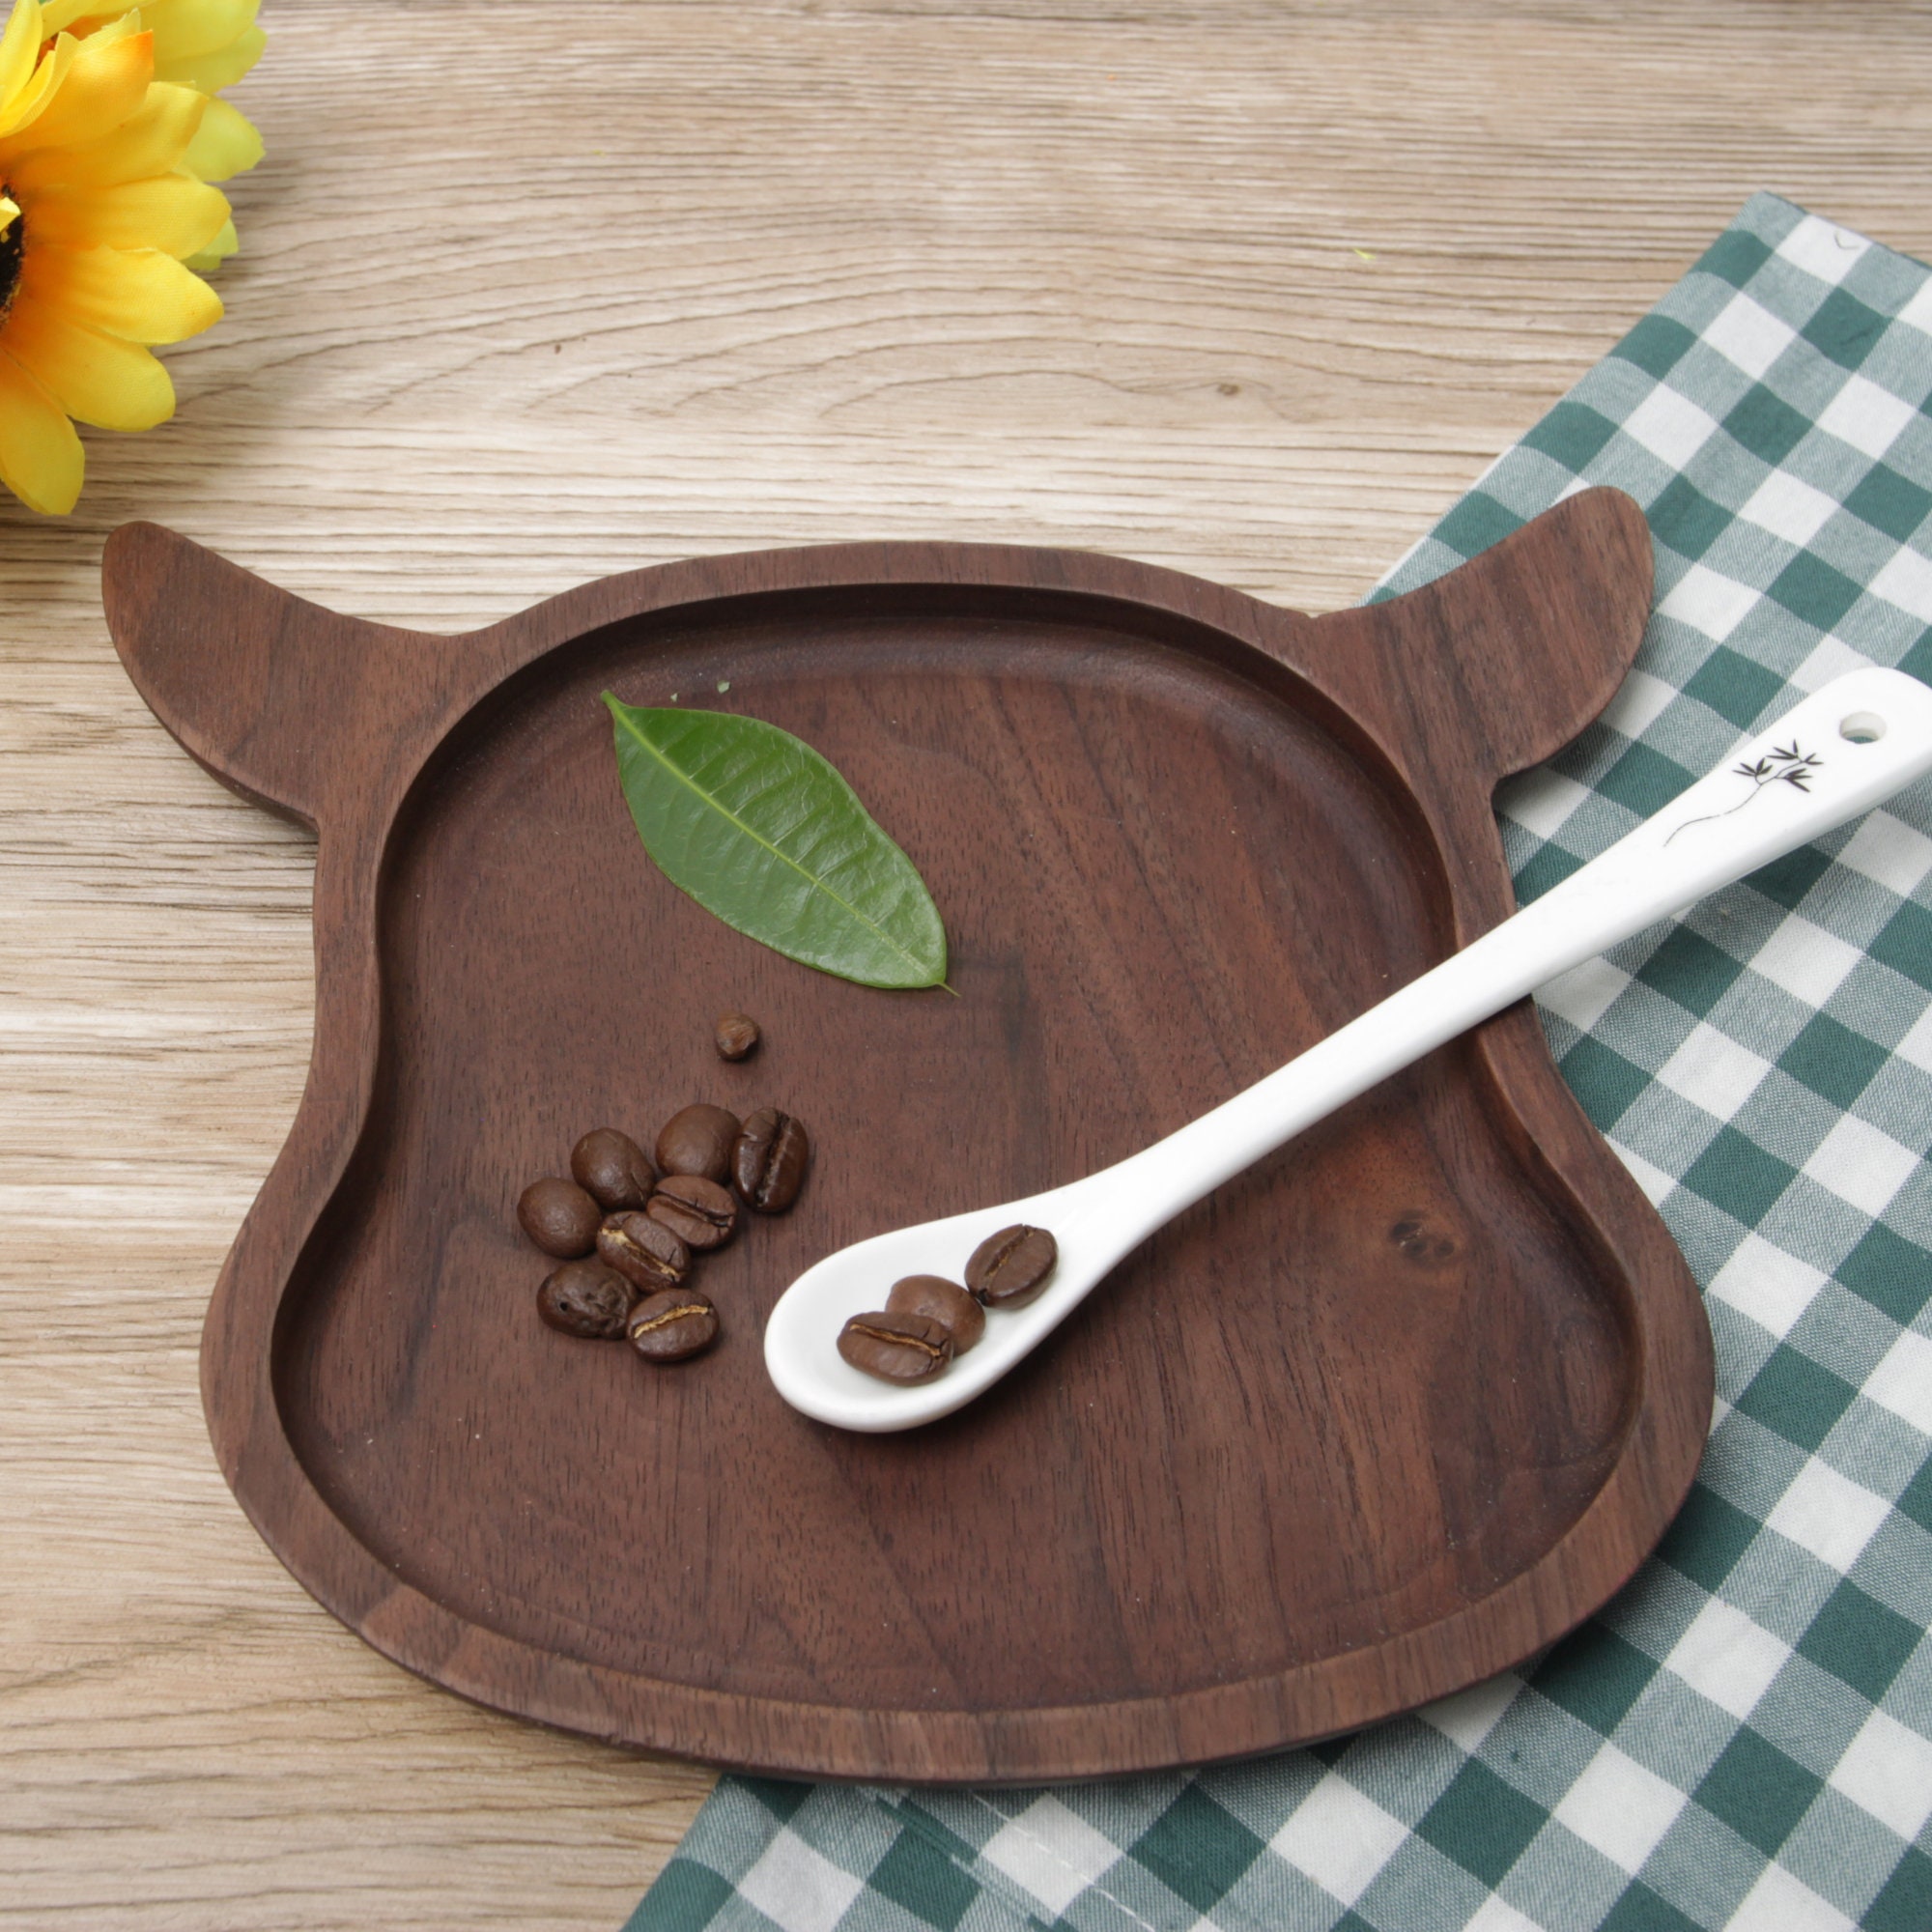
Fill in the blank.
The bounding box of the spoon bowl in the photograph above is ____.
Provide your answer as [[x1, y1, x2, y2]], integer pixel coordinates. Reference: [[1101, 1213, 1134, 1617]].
[[763, 1179, 1141, 1429]]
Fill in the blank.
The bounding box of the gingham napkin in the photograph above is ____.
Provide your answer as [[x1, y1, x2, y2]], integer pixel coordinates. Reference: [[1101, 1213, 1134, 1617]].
[[628, 194, 1932, 1932]]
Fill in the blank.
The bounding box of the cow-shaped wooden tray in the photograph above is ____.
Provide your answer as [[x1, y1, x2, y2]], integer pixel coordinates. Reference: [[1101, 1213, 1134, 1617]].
[[103, 487, 1712, 1782]]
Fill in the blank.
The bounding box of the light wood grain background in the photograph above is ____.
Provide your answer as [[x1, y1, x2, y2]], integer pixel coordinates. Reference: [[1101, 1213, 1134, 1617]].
[[6, 2, 1932, 1925]]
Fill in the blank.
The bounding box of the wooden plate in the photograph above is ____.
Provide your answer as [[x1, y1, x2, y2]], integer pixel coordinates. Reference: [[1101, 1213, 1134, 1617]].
[[104, 489, 1712, 1783]]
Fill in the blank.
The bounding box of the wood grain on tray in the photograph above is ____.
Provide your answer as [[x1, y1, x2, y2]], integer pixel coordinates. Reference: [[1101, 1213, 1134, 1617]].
[[9, 1, 1932, 1922]]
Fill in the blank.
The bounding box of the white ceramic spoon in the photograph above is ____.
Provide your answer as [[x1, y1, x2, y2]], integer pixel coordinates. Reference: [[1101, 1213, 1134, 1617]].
[[765, 668, 1932, 1432]]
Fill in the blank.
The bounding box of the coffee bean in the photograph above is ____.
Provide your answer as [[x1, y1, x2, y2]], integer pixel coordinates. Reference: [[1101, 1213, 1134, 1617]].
[[714, 1011, 760, 1062], [965, 1224, 1058, 1308], [628, 1287, 720, 1362], [733, 1107, 810, 1212], [518, 1177, 602, 1258], [885, 1274, 984, 1354], [647, 1173, 738, 1251], [570, 1127, 656, 1211], [838, 1310, 954, 1383], [655, 1103, 742, 1184], [536, 1261, 636, 1339], [596, 1210, 690, 1290]]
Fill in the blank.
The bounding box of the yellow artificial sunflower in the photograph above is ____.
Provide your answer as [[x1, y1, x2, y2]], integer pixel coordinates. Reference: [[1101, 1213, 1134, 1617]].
[[0, 0, 228, 513], [40, 0, 263, 269]]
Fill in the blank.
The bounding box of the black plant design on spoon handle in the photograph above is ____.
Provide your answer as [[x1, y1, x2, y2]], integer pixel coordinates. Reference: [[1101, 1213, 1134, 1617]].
[[1664, 742, 1823, 844]]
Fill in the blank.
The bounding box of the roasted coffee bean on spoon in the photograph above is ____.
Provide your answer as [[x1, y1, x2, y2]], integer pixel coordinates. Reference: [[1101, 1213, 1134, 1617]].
[[733, 1107, 810, 1212], [655, 1104, 742, 1184], [837, 1310, 953, 1383], [885, 1274, 983, 1354], [629, 1287, 720, 1362], [536, 1261, 636, 1339], [570, 1127, 656, 1211], [713, 1011, 760, 1062], [965, 1224, 1059, 1308], [647, 1174, 738, 1251], [518, 1177, 603, 1258], [596, 1210, 690, 1291]]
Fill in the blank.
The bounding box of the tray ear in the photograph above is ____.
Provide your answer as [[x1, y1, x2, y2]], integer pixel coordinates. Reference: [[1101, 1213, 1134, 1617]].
[[1298, 486, 1653, 935], [103, 522, 421, 830], [1319, 486, 1654, 787]]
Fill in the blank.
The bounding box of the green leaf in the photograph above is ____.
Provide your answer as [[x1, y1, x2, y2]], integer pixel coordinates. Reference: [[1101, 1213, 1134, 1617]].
[[604, 696, 949, 990]]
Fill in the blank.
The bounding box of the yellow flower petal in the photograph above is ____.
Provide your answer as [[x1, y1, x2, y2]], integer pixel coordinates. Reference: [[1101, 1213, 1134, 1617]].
[[0, 0, 44, 115], [72, 5, 133, 41], [5, 80, 204, 189], [37, 0, 89, 31], [0, 25, 71, 141], [2, 288, 173, 427], [154, 22, 262, 95], [26, 172, 229, 256], [2, 23, 152, 156], [148, 0, 258, 66], [181, 92, 258, 180], [183, 212, 234, 271], [21, 242, 220, 343], [0, 191, 16, 231], [0, 344, 84, 513]]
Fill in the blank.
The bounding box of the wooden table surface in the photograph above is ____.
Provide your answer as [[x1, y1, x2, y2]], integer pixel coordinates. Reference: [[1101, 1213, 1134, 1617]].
[[6, 3, 1931, 1925]]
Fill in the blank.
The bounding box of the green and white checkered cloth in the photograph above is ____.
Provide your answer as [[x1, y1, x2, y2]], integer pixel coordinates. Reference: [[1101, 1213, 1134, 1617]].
[[627, 194, 1932, 1932]]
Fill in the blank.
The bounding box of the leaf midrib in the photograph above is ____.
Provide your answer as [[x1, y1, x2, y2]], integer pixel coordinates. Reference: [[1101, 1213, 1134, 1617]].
[[608, 701, 932, 980]]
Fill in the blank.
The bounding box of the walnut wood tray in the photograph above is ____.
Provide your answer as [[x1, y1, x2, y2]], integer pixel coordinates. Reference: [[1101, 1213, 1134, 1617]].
[[103, 489, 1712, 1783]]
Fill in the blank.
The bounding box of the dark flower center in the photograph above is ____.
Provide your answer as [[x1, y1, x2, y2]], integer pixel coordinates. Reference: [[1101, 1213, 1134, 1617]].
[[0, 193, 22, 319]]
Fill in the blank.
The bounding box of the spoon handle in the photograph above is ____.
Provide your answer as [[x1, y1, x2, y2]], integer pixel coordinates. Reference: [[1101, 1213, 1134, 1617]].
[[1078, 668, 1932, 1251]]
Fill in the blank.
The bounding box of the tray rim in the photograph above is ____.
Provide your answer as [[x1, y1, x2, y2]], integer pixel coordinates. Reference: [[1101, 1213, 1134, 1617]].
[[104, 500, 1715, 1781]]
